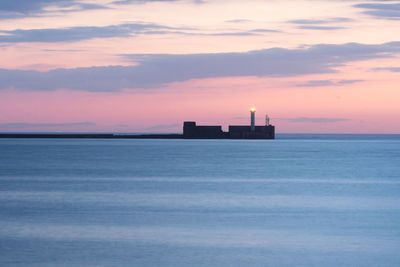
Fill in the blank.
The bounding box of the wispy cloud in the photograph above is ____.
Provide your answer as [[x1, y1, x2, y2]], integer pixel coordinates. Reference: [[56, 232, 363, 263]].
[[111, 0, 205, 5], [0, 0, 106, 19], [289, 17, 352, 31], [0, 23, 173, 43], [297, 25, 346, 31], [0, 122, 96, 129], [297, 79, 364, 87], [0, 42, 398, 91], [249, 29, 280, 33], [290, 18, 353, 25], [0, 23, 280, 43], [373, 67, 400, 72], [111, 0, 183, 4], [204, 30, 280, 36], [297, 80, 336, 87], [337, 79, 364, 85], [354, 3, 400, 20], [225, 19, 253, 23]]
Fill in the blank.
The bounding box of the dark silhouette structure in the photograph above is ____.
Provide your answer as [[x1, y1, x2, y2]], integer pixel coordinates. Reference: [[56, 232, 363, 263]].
[[183, 122, 225, 139], [183, 122, 275, 139], [229, 125, 275, 139], [183, 109, 275, 139]]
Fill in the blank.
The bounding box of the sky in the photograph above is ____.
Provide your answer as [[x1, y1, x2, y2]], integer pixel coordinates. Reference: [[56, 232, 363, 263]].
[[0, 0, 399, 133]]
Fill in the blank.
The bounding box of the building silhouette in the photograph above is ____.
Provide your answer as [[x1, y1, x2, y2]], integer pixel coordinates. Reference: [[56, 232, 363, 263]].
[[183, 108, 275, 139]]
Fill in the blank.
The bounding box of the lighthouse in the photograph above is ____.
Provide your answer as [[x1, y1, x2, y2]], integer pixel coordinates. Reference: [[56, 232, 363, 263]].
[[250, 107, 256, 132]]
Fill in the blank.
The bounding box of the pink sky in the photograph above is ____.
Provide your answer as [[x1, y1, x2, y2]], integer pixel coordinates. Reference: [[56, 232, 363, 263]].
[[0, 0, 399, 133]]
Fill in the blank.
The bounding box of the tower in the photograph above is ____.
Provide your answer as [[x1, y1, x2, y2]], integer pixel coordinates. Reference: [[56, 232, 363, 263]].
[[250, 107, 256, 132]]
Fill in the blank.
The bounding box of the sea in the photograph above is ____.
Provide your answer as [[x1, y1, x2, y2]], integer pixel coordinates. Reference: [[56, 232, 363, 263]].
[[0, 134, 400, 267]]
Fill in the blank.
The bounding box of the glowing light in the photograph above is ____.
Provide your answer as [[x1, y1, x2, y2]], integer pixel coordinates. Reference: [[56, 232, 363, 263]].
[[250, 107, 256, 112]]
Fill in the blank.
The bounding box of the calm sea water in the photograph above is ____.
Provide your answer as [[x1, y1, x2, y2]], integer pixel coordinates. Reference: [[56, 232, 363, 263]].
[[1, 135, 400, 267]]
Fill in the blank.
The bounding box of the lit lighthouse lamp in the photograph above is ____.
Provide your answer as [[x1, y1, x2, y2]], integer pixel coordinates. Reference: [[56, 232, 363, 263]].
[[250, 107, 256, 132]]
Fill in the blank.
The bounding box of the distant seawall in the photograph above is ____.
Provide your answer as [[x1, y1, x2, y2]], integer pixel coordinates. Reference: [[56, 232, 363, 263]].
[[0, 133, 183, 139]]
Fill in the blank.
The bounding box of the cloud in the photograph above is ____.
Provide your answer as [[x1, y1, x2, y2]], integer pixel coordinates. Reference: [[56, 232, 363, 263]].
[[290, 17, 353, 25], [225, 19, 253, 23], [0, 0, 106, 19], [296, 79, 364, 87], [0, 122, 96, 129], [0, 23, 280, 43], [289, 17, 352, 30], [297, 25, 345, 30], [111, 0, 204, 4], [0, 42, 399, 91], [204, 30, 280, 36], [198, 31, 255, 36], [337, 79, 364, 85], [279, 117, 351, 123], [297, 80, 336, 87], [143, 29, 281, 36], [249, 29, 280, 33], [373, 67, 400, 72], [0, 23, 173, 43], [354, 3, 400, 20], [112, 0, 178, 4]]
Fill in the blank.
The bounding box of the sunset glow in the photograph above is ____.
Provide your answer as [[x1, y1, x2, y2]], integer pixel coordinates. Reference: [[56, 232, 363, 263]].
[[0, 0, 399, 133]]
